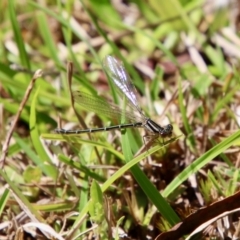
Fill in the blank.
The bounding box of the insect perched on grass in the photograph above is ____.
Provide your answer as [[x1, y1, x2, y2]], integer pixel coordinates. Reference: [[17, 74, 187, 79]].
[[55, 56, 173, 139]]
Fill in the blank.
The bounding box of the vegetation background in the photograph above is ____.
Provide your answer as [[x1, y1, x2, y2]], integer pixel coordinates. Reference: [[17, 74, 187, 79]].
[[1, 0, 240, 239]]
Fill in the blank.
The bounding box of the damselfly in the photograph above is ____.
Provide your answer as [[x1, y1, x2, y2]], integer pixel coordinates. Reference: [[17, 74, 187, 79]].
[[55, 56, 173, 138]]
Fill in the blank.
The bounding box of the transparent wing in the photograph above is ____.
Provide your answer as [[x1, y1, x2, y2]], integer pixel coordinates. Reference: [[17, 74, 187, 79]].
[[103, 56, 144, 116], [72, 91, 145, 123]]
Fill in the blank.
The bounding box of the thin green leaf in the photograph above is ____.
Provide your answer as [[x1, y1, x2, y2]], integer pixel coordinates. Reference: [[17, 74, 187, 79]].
[[8, 0, 31, 70], [163, 130, 240, 197], [30, 87, 55, 173]]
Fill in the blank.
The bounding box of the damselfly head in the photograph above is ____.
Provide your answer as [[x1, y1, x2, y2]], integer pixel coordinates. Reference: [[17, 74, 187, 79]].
[[160, 124, 173, 137]]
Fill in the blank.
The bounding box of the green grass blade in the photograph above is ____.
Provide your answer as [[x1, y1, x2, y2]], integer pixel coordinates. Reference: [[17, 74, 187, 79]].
[[178, 78, 196, 148], [0, 189, 10, 216], [37, 12, 63, 67], [30, 87, 57, 179], [14, 133, 57, 178], [163, 130, 240, 197], [8, 0, 30, 70], [121, 131, 180, 226], [42, 133, 125, 160]]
